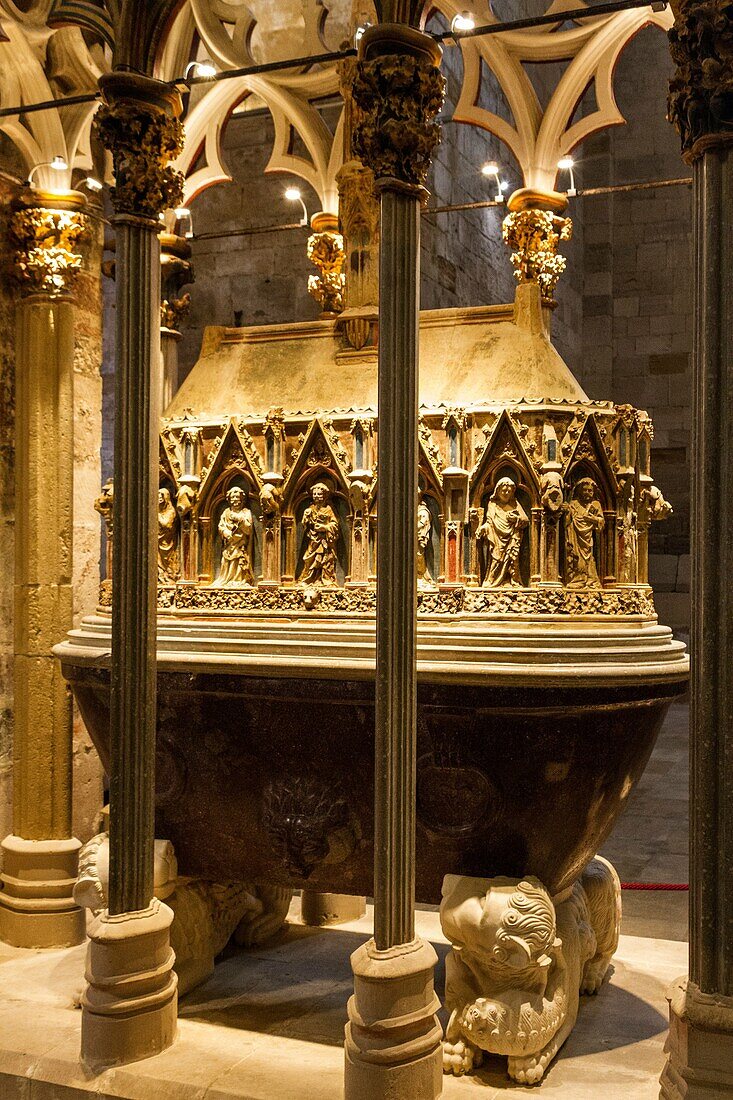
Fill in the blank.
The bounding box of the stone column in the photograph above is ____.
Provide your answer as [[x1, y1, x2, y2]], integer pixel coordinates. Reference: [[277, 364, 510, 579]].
[[660, 5, 733, 1097], [79, 72, 183, 1071], [0, 189, 88, 949], [344, 24, 445, 1100]]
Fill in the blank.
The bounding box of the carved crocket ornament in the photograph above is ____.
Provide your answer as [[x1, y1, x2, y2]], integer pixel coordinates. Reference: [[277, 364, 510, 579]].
[[440, 857, 621, 1084]]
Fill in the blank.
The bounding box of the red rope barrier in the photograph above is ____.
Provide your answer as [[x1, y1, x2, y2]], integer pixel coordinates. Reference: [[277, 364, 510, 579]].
[[620, 883, 688, 891]]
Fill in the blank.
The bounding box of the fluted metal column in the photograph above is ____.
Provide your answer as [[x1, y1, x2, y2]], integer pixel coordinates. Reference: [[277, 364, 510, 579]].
[[108, 215, 160, 914], [661, 6, 733, 1096], [344, 24, 446, 1100], [374, 186, 420, 949], [688, 148, 733, 998], [80, 72, 183, 1070]]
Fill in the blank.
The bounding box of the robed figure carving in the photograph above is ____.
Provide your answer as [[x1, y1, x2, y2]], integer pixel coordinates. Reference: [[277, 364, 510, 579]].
[[565, 478, 605, 589], [157, 488, 180, 583], [299, 482, 339, 586], [214, 487, 254, 586], [478, 477, 529, 588], [417, 498, 436, 590]]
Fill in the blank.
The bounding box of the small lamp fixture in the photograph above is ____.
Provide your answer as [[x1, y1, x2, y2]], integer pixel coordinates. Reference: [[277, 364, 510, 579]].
[[27, 155, 68, 187], [354, 22, 371, 46], [184, 59, 217, 81], [83, 175, 103, 192], [284, 186, 309, 226], [451, 11, 476, 34], [175, 206, 194, 239], [481, 161, 507, 203], [558, 156, 577, 197]]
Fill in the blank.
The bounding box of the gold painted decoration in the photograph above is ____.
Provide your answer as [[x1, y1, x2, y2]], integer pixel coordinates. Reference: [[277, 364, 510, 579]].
[[351, 54, 445, 188], [502, 209, 573, 303], [10, 205, 89, 296], [307, 230, 346, 316], [95, 100, 184, 218], [161, 294, 191, 331], [668, 0, 733, 160]]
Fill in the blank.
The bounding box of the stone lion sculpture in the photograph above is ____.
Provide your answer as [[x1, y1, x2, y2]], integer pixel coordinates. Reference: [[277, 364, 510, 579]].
[[440, 856, 620, 1084], [75, 833, 293, 996]]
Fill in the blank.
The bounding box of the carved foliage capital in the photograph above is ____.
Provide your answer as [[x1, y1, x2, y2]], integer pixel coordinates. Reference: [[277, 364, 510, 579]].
[[502, 209, 573, 303], [307, 229, 345, 315], [10, 205, 89, 296], [95, 100, 184, 219], [668, 0, 733, 159], [351, 54, 445, 188]]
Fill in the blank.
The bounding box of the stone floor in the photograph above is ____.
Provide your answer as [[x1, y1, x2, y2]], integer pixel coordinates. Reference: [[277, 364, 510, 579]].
[[0, 700, 690, 1099]]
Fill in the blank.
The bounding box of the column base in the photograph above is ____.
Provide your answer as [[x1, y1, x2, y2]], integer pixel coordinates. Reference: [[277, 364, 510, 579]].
[[344, 936, 443, 1100], [301, 890, 366, 926], [660, 977, 733, 1098], [0, 834, 85, 948], [81, 898, 178, 1072]]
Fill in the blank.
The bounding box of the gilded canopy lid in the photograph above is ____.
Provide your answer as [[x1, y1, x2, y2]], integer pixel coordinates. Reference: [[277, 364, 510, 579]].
[[165, 284, 588, 423]]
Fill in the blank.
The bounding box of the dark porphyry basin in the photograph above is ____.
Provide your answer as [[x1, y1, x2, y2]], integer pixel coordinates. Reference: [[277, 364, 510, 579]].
[[62, 662, 685, 902]]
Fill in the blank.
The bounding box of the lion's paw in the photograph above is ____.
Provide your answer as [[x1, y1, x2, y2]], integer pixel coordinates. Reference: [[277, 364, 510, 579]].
[[581, 956, 612, 995], [508, 1040, 557, 1085], [443, 1038, 483, 1077]]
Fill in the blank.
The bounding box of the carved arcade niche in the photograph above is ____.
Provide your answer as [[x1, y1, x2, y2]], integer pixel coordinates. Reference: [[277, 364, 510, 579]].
[[97, 398, 671, 618]]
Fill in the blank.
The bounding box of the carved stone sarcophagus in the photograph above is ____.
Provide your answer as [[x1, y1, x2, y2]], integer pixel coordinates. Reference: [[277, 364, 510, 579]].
[[57, 282, 688, 902]]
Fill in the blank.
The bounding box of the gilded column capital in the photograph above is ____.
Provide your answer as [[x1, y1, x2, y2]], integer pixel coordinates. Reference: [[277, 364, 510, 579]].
[[668, 0, 733, 162], [9, 190, 89, 297], [502, 207, 573, 305], [351, 26, 445, 193], [96, 73, 184, 221], [307, 213, 345, 317]]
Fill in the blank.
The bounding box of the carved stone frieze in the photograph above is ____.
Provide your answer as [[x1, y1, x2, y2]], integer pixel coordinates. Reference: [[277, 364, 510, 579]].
[[668, 0, 733, 160], [502, 209, 573, 303], [95, 99, 184, 219], [351, 53, 445, 189], [10, 205, 89, 296], [97, 399, 666, 619]]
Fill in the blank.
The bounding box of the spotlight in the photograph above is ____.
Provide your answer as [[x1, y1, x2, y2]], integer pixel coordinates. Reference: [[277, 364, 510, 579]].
[[284, 186, 308, 226], [481, 161, 506, 203], [451, 11, 475, 34], [175, 207, 194, 239], [184, 59, 217, 80], [354, 22, 371, 46], [557, 156, 577, 197], [84, 176, 103, 192], [27, 155, 68, 187]]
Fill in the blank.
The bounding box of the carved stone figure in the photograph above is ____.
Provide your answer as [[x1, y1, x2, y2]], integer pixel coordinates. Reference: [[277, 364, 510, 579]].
[[74, 832, 293, 995], [176, 482, 197, 517], [440, 857, 621, 1084], [157, 487, 180, 583], [565, 478, 605, 589], [299, 482, 339, 586], [417, 498, 436, 590], [540, 469, 564, 517], [641, 483, 673, 523], [477, 477, 529, 588], [215, 486, 254, 587], [619, 498, 638, 585]]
